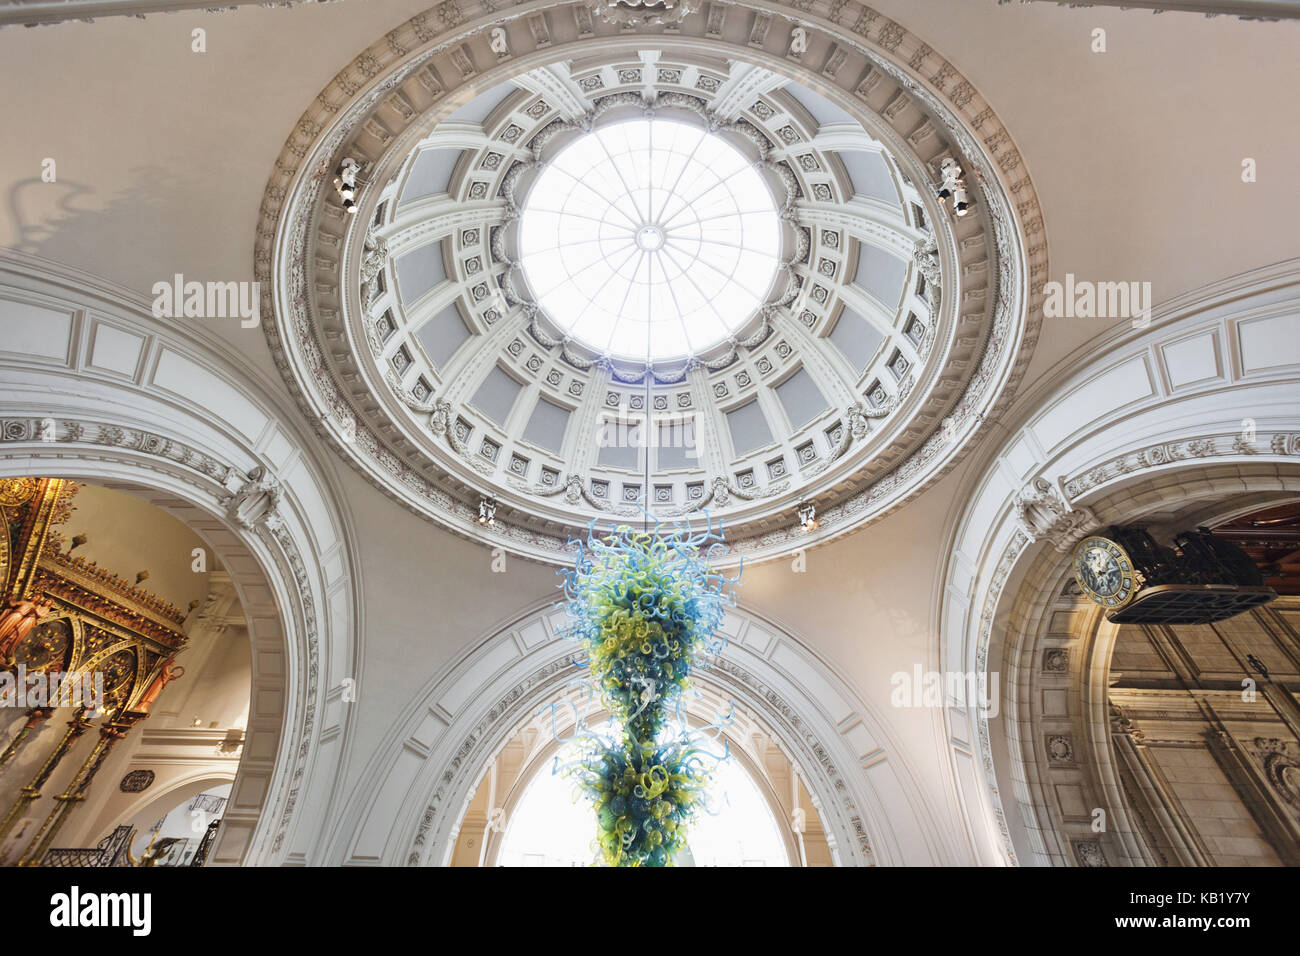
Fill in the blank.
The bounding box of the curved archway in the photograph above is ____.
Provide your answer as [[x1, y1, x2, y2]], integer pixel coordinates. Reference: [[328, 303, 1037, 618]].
[[481, 721, 800, 867], [330, 600, 942, 865], [107, 772, 237, 861], [996, 472, 1300, 866], [459, 679, 811, 867], [936, 259, 1300, 865], [0, 251, 362, 865]]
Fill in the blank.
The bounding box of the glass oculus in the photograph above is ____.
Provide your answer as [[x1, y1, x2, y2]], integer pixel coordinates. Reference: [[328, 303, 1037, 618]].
[[518, 118, 781, 364]]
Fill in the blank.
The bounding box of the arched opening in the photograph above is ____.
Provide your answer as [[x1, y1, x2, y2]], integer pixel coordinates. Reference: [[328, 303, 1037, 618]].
[[494, 751, 792, 867], [973, 470, 1300, 866], [332, 602, 939, 866], [1072, 497, 1300, 866], [0, 480, 253, 867], [937, 261, 1300, 865], [118, 781, 233, 867], [446, 680, 831, 867], [0, 256, 360, 865]]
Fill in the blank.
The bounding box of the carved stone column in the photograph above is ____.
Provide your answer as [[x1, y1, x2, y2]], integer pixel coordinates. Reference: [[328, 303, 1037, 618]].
[[0, 707, 54, 770], [1109, 704, 1211, 866], [0, 708, 91, 861], [17, 711, 145, 866]]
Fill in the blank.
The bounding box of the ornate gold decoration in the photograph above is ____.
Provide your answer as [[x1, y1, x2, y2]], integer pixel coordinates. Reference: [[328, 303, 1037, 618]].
[[12, 617, 72, 673], [0, 479, 194, 865], [38, 549, 187, 630], [130, 656, 184, 714], [0, 477, 38, 507], [0, 709, 89, 861], [0, 599, 56, 665], [16, 711, 147, 866], [5, 479, 69, 604]]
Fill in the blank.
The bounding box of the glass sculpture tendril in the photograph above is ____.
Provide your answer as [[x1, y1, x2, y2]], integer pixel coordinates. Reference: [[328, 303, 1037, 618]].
[[546, 514, 740, 866]]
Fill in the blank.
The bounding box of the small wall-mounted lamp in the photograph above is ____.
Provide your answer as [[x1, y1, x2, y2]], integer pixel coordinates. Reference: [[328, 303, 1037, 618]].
[[334, 157, 363, 215]]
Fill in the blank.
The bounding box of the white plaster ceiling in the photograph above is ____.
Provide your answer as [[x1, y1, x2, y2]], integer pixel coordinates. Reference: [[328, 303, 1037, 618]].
[[2, 4, 1297, 857], [1, 0, 1294, 532]]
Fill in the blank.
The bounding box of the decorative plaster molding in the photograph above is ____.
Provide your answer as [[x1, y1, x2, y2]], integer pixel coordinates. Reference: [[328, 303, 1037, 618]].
[[1073, 839, 1106, 867], [404, 646, 879, 865], [0, 0, 345, 28], [995, 0, 1300, 20], [254, 0, 1048, 567], [912, 233, 941, 293], [1063, 434, 1300, 500], [1013, 476, 1099, 552], [0, 415, 323, 859], [332, 603, 934, 866], [219, 466, 284, 532]]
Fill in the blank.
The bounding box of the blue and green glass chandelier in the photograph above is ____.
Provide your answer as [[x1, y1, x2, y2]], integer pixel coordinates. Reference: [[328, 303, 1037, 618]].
[[551, 516, 740, 866]]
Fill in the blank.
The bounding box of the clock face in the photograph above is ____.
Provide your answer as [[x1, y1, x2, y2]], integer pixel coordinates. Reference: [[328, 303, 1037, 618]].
[[1074, 537, 1137, 609]]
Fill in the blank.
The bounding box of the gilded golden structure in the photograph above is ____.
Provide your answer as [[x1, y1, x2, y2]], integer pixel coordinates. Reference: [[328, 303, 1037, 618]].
[[0, 478, 189, 865]]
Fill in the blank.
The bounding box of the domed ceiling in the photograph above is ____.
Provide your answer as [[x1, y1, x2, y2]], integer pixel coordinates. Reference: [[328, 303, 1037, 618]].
[[260, 2, 1047, 564]]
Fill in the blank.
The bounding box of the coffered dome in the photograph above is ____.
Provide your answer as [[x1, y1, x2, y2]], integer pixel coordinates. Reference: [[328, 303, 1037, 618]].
[[261, 5, 1046, 564]]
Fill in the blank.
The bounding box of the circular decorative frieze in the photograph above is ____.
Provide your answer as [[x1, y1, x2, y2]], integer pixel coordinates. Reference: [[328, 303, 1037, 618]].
[[256, 0, 1048, 565], [16, 618, 72, 673]]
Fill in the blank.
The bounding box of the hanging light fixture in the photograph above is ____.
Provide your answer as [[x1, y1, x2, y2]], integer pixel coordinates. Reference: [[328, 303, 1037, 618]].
[[798, 501, 819, 532], [552, 518, 740, 866], [477, 496, 497, 526]]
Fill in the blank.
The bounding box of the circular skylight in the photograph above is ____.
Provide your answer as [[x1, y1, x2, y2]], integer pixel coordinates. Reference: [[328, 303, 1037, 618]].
[[519, 119, 780, 363]]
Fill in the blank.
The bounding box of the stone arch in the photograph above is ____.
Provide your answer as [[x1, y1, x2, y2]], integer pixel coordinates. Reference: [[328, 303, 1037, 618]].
[[475, 711, 805, 867], [999, 469, 1300, 866], [330, 600, 945, 865], [98, 769, 238, 853], [937, 259, 1300, 865], [0, 251, 362, 865]]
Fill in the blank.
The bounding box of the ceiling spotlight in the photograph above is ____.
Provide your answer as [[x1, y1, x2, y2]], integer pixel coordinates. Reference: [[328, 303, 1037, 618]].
[[797, 502, 818, 533], [478, 496, 497, 527], [334, 157, 363, 214], [935, 157, 973, 218], [937, 157, 962, 187]]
